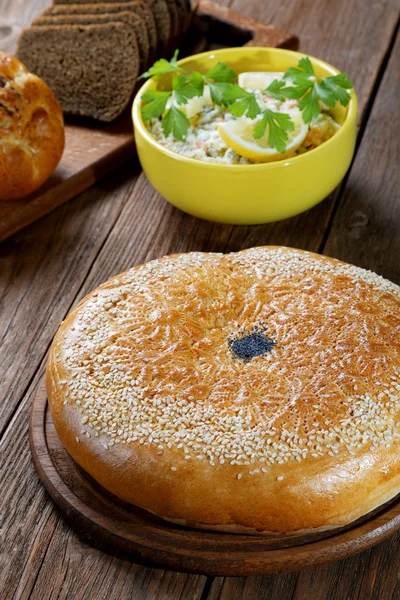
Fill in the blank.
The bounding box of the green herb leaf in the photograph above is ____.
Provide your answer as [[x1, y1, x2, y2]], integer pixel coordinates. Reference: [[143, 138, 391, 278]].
[[280, 81, 313, 100], [228, 93, 261, 119], [253, 110, 295, 153], [264, 79, 287, 101], [205, 62, 237, 83], [207, 82, 235, 105], [282, 57, 317, 106], [173, 75, 202, 105], [162, 106, 190, 141], [138, 49, 182, 79], [281, 58, 353, 123], [220, 83, 249, 104], [284, 56, 315, 81], [299, 86, 320, 123], [141, 90, 172, 121], [316, 73, 352, 107], [189, 71, 204, 96], [207, 82, 251, 107], [298, 56, 315, 74]]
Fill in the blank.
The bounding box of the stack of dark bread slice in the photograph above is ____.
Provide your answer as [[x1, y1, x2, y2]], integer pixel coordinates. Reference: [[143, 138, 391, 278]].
[[17, 1, 194, 122]]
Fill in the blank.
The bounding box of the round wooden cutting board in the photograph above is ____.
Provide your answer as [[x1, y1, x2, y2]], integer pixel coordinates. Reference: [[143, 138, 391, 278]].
[[30, 386, 400, 576]]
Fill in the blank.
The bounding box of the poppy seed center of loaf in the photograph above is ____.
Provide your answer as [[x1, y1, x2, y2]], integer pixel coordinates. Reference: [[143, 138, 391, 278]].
[[229, 329, 277, 362]]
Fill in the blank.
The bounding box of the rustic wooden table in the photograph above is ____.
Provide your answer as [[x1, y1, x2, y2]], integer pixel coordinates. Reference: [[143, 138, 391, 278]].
[[1, 0, 399, 598]]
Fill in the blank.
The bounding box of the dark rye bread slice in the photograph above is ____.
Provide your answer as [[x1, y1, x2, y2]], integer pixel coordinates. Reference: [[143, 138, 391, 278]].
[[146, 0, 171, 54], [17, 22, 139, 121], [180, 0, 193, 33], [33, 12, 149, 72], [172, 0, 191, 37], [165, 0, 179, 43], [52, 0, 170, 53], [47, 2, 158, 64]]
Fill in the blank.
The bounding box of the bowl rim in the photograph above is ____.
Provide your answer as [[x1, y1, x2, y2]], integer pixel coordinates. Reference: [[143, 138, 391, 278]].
[[132, 47, 358, 171]]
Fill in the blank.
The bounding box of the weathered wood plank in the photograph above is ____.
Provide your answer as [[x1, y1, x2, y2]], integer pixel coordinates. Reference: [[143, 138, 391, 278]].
[[356, 533, 400, 600], [322, 35, 400, 284], [292, 533, 400, 600], [208, 573, 299, 600]]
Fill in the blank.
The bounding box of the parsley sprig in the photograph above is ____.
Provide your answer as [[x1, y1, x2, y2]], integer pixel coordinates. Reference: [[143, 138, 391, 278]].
[[138, 49, 183, 79], [265, 57, 352, 123], [254, 110, 295, 153], [227, 88, 261, 119], [139, 51, 353, 152], [139, 52, 253, 142]]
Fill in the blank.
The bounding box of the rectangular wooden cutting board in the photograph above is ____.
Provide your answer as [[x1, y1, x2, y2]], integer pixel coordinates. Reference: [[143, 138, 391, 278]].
[[0, 1, 298, 242]]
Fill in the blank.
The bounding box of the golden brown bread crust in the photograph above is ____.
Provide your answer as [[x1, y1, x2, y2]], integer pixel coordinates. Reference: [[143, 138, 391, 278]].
[[46, 247, 400, 534], [0, 52, 64, 201]]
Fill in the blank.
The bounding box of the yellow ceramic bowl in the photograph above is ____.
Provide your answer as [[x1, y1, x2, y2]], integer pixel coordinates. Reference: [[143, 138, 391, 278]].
[[132, 47, 358, 225]]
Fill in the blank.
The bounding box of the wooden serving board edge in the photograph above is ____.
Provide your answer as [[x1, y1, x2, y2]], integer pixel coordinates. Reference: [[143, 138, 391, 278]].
[[30, 381, 400, 576], [0, 137, 136, 243]]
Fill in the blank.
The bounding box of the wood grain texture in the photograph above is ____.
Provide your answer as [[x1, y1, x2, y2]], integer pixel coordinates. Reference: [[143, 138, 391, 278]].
[[323, 34, 400, 284], [196, 0, 298, 49], [208, 573, 299, 600], [0, 0, 399, 597]]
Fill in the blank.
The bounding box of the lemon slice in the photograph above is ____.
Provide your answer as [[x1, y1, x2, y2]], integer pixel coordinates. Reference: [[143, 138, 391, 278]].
[[238, 71, 285, 91], [218, 109, 308, 163]]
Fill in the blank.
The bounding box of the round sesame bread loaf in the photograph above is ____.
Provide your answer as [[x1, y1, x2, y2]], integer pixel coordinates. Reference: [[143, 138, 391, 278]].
[[46, 247, 400, 534]]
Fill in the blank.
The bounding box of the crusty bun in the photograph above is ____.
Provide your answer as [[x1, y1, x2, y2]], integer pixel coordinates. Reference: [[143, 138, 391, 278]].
[[46, 247, 400, 534], [0, 52, 64, 201]]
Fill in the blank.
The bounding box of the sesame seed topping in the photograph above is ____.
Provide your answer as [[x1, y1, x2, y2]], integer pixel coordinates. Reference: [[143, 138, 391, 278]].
[[54, 249, 400, 478]]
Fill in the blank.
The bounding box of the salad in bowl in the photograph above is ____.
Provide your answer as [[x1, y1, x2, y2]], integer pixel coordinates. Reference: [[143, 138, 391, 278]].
[[140, 51, 352, 165], [132, 47, 357, 224]]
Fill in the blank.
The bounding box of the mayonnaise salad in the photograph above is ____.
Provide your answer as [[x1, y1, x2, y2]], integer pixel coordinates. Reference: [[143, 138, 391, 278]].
[[147, 72, 340, 165]]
